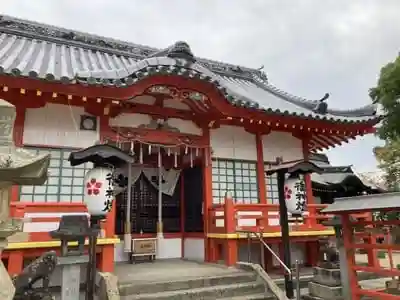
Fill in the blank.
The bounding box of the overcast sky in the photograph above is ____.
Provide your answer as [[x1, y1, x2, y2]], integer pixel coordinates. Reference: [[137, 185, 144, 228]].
[[2, 0, 399, 172]]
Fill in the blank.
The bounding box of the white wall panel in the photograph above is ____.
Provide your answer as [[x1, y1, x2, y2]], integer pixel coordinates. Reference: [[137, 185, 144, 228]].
[[167, 118, 202, 135], [157, 238, 182, 259], [23, 103, 99, 148], [109, 113, 151, 128], [183, 238, 204, 261], [211, 125, 256, 160], [262, 131, 303, 162]]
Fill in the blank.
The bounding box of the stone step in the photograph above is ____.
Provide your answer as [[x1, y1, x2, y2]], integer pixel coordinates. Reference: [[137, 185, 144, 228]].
[[121, 282, 267, 300], [119, 272, 257, 296], [218, 293, 277, 300], [274, 275, 314, 290]]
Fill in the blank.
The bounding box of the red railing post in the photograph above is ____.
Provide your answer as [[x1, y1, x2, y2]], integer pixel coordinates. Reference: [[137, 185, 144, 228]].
[[224, 192, 237, 266]]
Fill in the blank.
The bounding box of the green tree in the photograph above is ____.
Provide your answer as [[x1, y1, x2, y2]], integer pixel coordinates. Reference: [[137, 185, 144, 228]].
[[370, 55, 400, 189], [371, 55, 400, 223], [370, 54, 400, 141]]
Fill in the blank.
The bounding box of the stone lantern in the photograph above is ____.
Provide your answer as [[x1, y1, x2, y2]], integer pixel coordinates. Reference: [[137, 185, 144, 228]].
[[0, 99, 50, 300]]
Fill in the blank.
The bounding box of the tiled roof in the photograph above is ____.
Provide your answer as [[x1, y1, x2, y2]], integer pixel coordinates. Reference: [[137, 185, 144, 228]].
[[322, 192, 400, 213], [0, 15, 380, 124]]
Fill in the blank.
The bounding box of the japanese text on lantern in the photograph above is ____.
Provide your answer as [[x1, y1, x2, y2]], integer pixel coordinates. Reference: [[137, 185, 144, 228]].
[[294, 179, 306, 211], [104, 173, 114, 212]]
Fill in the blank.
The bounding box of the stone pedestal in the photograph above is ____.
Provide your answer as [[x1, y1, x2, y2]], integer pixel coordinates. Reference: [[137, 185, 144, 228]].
[[302, 267, 344, 300], [58, 256, 89, 300], [0, 187, 24, 300], [385, 279, 400, 295], [0, 238, 15, 300], [0, 99, 51, 299]]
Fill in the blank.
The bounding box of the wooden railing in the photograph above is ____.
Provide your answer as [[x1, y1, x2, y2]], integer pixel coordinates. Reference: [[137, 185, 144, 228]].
[[8, 201, 115, 242], [208, 198, 370, 234]]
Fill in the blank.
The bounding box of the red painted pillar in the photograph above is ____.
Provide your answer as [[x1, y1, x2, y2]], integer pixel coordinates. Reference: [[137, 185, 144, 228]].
[[202, 128, 213, 262], [342, 213, 358, 300], [305, 241, 319, 267], [255, 132, 267, 204], [7, 251, 24, 276], [224, 193, 237, 266], [365, 234, 379, 268], [208, 239, 219, 263], [98, 244, 114, 273]]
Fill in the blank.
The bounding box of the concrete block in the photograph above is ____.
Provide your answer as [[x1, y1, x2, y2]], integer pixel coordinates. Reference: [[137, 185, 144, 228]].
[[312, 267, 341, 287], [308, 282, 343, 300], [97, 272, 119, 300]]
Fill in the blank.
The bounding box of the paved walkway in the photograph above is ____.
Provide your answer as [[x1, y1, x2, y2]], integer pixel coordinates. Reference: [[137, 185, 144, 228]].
[[355, 252, 400, 290], [114, 259, 247, 284]]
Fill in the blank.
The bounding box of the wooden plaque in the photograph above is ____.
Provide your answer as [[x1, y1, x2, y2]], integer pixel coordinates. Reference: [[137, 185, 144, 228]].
[[132, 238, 156, 255]]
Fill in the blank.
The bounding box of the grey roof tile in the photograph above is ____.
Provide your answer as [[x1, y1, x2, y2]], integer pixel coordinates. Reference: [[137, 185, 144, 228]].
[[322, 192, 400, 213], [0, 15, 380, 124]]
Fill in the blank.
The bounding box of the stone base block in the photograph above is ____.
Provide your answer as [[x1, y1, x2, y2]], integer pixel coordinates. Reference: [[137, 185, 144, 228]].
[[0, 258, 15, 300], [302, 295, 325, 300], [308, 282, 343, 300], [313, 267, 341, 287], [97, 272, 119, 300]]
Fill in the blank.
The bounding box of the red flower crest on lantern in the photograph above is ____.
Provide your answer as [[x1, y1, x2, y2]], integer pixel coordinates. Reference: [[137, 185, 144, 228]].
[[86, 178, 102, 196], [284, 185, 292, 200]]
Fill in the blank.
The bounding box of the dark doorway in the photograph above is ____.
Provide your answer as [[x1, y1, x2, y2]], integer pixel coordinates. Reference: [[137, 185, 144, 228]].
[[115, 173, 181, 235], [115, 164, 204, 236], [183, 165, 204, 233]]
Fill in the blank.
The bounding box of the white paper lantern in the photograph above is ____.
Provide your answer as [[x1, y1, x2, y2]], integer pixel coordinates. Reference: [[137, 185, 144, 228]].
[[84, 167, 115, 216], [284, 177, 307, 215]]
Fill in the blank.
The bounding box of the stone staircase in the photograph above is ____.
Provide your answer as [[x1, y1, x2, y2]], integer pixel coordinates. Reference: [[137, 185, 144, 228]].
[[119, 271, 277, 300]]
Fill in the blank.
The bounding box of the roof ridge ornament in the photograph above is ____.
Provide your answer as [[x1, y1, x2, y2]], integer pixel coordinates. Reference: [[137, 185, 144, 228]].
[[313, 93, 330, 115], [167, 41, 196, 63]]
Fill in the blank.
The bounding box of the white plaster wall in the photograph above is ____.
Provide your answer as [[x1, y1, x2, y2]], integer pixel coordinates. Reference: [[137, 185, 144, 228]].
[[114, 242, 129, 262], [167, 118, 202, 135], [157, 238, 182, 259], [262, 131, 303, 162], [211, 125, 256, 160], [23, 103, 99, 148], [115, 238, 182, 261], [183, 238, 205, 261], [109, 113, 151, 128]]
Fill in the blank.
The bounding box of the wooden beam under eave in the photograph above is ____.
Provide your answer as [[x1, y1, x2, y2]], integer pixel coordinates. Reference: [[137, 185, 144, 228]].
[[310, 135, 330, 150], [0, 89, 46, 108], [313, 134, 337, 149]]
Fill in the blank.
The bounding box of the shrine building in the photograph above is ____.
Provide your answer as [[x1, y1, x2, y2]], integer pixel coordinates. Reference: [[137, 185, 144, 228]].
[[0, 15, 380, 275]]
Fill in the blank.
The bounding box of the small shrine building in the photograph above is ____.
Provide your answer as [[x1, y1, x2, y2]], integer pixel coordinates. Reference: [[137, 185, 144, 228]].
[[0, 15, 381, 274]]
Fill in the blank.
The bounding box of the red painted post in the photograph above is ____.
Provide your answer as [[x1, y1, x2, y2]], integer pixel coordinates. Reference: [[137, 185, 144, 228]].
[[224, 192, 237, 266]]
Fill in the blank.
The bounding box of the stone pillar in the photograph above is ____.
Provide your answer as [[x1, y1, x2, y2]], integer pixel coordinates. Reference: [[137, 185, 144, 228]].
[[58, 256, 89, 300], [50, 214, 98, 300], [303, 232, 349, 300], [0, 99, 51, 300], [303, 267, 343, 300], [0, 186, 23, 300], [0, 237, 16, 300]]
